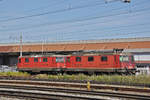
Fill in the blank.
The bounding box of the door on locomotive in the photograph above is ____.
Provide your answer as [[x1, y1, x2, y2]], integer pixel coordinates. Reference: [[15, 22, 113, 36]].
[[119, 54, 135, 69], [56, 57, 65, 68]]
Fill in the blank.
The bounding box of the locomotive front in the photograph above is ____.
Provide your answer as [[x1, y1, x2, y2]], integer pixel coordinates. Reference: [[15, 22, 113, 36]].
[[119, 53, 136, 74]]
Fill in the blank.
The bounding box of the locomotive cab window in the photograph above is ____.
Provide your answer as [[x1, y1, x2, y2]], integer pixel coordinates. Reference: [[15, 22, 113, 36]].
[[76, 57, 81, 62], [101, 56, 107, 61], [88, 56, 94, 62], [34, 58, 38, 62], [43, 58, 47, 62], [25, 58, 29, 63]]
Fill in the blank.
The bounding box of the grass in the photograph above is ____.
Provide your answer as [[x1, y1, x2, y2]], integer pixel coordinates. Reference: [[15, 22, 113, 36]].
[[0, 72, 150, 86], [0, 72, 30, 77], [35, 74, 150, 86]]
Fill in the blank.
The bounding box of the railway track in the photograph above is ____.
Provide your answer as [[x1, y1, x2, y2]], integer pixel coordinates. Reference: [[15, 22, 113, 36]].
[[0, 80, 150, 100]]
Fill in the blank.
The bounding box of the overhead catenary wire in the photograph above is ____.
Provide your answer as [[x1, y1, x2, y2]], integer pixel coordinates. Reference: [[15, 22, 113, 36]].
[[0, 0, 149, 43], [0, 0, 145, 32], [21, 30, 150, 43], [0, 1, 110, 23], [1, 6, 149, 33], [50, 22, 150, 37], [0, 4, 128, 31], [7, 18, 150, 43], [26, 22, 150, 41], [23, 0, 66, 13], [53, 30, 150, 41], [1, 6, 150, 42], [0, 0, 148, 32]]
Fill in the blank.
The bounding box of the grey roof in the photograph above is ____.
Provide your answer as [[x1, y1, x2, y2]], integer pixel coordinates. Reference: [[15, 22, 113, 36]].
[[124, 48, 150, 54]]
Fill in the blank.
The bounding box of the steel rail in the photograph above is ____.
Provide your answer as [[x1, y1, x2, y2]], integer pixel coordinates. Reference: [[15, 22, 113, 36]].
[[0, 80, 149, 99], [0, 80, 150, 93], [0, 89, 104, 100], [0, 85, 150, 100]]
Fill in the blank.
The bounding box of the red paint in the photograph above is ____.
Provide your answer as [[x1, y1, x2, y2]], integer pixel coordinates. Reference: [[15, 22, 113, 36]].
[[17, 53, 135, 72]]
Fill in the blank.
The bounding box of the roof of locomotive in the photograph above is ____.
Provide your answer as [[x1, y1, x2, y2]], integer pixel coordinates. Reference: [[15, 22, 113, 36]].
[[19, 52, 132, 58], [72, 52, 132, 56], [19, 54, 71, 58]]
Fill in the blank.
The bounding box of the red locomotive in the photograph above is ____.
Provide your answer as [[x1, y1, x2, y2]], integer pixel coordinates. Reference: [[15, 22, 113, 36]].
[[17, 50, 136, 74]]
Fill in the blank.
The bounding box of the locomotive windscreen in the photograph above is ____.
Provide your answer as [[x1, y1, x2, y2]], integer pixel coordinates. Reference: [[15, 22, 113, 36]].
[[119, 55, 129, 62]]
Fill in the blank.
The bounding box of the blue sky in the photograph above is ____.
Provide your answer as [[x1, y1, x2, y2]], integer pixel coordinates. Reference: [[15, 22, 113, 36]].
[[0, 0, 150, 43]]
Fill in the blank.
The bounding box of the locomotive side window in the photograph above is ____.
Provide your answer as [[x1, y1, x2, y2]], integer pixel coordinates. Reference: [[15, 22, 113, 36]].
[[19, 59, 21, 63], [101, 56, 107, 61], [88, 56, 94, 62], [34, 58, 38, 62], [39, 58, 42, 62], [25, 58, 29, 63], [76, 57, 81, 62], [67, 57, 70, 62], [43, 58, 48, 62]]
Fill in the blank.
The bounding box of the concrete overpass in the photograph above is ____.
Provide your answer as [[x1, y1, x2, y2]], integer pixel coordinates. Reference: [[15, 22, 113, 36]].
[[0, 37, 150, 66]]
